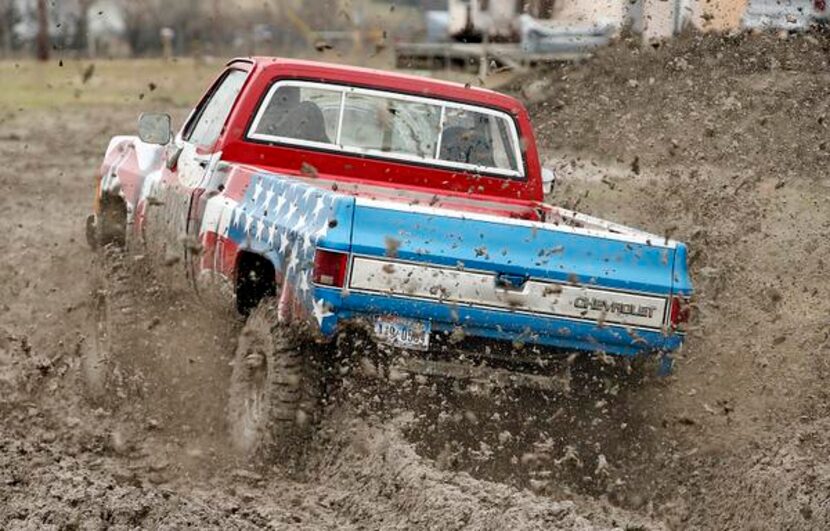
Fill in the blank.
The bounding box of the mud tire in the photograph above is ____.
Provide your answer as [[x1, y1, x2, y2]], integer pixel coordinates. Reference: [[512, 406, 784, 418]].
[[93, 198, 127, 249], [227, 299, 324, 460]]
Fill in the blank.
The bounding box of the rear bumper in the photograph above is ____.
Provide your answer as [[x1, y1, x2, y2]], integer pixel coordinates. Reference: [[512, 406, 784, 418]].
[[314, 286, 683, 357]]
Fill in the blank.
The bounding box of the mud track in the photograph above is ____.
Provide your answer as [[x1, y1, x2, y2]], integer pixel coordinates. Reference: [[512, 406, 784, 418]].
[[2, 31, 830, 529]]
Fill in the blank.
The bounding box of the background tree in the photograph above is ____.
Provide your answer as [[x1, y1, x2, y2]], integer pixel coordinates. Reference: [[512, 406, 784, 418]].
[[0, 0, 19, 56], [36, 0, 49, 61], [71, 0, 94, 55]]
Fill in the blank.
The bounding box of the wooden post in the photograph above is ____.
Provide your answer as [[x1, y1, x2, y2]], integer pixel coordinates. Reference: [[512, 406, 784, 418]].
[[160, 27, 174, 61], [36, 0, 49, 61], [479, 33, 489, 79]]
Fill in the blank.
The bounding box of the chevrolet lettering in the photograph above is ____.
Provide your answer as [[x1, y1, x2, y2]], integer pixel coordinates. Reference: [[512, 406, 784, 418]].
[[574, 296, 658, 319]]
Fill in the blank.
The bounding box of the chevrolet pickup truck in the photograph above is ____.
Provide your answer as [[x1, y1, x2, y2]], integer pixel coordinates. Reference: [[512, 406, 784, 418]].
[[86, 58, 692, 456]]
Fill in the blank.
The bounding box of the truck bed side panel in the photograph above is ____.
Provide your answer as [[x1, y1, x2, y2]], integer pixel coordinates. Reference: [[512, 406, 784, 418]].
[[197, 167, 354, 326]]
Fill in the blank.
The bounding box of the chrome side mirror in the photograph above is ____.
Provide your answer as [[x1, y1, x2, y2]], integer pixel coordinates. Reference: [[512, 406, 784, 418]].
[[138, 113, 171, 145], [542, 167, 556, 195]]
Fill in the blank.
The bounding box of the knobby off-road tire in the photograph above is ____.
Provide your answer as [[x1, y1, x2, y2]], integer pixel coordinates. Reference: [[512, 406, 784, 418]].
[[82, 246, 130, 403], [227, 299, 325, 460], [87, 198, 127, 251]]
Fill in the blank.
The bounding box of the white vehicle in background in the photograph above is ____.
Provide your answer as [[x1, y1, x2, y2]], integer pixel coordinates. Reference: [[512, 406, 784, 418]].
[[742, 0, 828, 31]]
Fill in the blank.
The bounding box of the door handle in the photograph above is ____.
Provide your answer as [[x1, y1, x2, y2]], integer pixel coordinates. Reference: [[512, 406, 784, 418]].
[[194, 155, 210, 169]]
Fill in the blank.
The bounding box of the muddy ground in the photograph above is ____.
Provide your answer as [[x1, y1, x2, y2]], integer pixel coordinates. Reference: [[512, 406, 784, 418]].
[[2, 30, 830, 529]]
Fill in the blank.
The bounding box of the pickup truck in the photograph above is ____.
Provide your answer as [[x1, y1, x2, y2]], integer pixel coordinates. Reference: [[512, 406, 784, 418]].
[[86, 57, 692, 457]]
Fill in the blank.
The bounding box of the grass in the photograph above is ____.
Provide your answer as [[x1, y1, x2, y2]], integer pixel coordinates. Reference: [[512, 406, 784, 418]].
[[0, 58, 220, 112], [0, 51, 400, 113], [0, 50, 504, 115]]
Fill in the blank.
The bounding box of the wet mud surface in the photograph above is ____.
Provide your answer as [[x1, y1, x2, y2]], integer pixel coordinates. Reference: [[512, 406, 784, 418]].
[[2, 31, 830, 529]]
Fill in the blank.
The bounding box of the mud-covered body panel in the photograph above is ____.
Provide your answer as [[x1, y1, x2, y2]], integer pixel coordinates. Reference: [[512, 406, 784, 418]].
[[91, 57, 692, 358], [194, 165, 689, 356]]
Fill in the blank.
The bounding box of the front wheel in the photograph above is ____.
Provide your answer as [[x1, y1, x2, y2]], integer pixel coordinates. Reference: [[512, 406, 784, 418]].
[[86, 197, 127, 251], [227, 299, 325, 460]]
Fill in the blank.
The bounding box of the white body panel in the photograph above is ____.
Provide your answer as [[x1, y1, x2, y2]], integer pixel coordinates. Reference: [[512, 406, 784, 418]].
[[349, 256, 668, 330]]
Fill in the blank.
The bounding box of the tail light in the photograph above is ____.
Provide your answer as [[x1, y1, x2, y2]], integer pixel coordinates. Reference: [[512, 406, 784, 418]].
[[669, 296, 691, 331], [313, 249, 348, 288]]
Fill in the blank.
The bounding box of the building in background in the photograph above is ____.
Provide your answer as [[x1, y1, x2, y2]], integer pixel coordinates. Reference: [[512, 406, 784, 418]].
[[636, 0, 825, 40], [692, 0, 749, 31], [740, 0, 827, 31], [427, 0, 822, 44], [4, 0, 827, 60], [398, 0, 826, 75]]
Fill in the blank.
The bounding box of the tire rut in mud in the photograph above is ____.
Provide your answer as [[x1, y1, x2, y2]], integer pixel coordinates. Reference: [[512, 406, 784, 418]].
[[82, 246, 132, 403], [51, 243, 662, 529]]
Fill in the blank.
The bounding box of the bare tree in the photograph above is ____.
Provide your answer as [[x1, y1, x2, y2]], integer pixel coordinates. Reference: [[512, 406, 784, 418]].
[[72, 0, 94, 55], [0, 0, 14, 56], [119, 0, 163, 56], [36, 0, 49, 61]]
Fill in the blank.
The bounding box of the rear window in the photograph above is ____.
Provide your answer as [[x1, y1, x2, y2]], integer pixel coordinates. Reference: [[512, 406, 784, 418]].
[[247, 81, 524, 179]]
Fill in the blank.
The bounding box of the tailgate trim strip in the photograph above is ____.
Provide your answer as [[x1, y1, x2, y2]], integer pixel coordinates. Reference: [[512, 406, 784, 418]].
[[348, 256, 668, 330]]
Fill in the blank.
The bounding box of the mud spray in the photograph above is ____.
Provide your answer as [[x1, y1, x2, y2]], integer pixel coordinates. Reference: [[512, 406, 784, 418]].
[[2, 31, 830, 529]]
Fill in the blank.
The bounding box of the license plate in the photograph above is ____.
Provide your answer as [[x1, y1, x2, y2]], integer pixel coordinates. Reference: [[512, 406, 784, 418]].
[[373, 316, 431, 351]]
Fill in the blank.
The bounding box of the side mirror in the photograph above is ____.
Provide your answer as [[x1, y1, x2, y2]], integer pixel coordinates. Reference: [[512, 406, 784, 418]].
[[542, 167, 556, 195], [138, 113, 171, 145]]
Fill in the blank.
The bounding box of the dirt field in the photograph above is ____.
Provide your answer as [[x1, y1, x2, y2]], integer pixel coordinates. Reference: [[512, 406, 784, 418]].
[[2, 31, 830, 529]]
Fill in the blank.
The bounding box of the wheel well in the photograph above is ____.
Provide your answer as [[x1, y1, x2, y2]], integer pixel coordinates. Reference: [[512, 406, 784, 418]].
[[100, 193, 127, 214], [236, 251, 276, 316], [98, 194, 128, 247]]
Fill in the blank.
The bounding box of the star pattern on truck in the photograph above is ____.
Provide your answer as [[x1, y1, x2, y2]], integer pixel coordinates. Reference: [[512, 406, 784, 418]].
[[225, 173, 343, 326]]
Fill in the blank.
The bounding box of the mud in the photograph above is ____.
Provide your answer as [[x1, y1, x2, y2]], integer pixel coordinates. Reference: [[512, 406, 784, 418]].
[[2, 30, 830, 529], [530, 30, 830, 528], [0, 106, 657, 529]]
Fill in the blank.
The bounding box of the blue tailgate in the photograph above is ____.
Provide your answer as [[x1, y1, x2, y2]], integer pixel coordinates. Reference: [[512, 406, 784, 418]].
[[315, 199, 691, 356]]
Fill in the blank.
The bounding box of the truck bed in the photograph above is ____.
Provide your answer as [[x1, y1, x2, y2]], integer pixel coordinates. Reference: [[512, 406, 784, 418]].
[[198, 163, 691, 358]]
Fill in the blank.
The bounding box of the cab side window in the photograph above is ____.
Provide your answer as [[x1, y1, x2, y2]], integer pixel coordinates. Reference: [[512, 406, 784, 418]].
[[184, 69, 247, 149]]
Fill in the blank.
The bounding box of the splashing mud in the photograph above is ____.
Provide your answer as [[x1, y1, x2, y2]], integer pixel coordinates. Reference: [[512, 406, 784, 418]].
[[2, 30, 830, 529]]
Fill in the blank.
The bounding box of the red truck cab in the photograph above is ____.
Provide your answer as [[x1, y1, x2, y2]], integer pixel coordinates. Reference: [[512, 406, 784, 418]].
[[187, 58, 545, 218]]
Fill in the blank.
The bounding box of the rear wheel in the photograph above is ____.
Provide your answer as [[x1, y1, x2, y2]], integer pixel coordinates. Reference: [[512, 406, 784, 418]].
[[227, 299, 325, 459]]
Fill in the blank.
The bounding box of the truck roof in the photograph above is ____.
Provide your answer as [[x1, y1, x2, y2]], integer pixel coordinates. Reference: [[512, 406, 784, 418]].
[[234, 57, 525, 115]]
